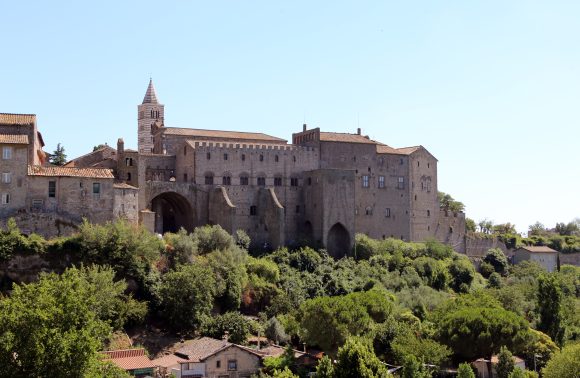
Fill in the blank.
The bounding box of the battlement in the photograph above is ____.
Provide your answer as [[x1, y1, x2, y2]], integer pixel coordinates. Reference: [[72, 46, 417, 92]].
[[189, 140, 317, 153]]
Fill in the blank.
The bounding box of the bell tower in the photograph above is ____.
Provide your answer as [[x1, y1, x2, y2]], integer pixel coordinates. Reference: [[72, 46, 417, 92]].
[[138, 79, 164, 153]]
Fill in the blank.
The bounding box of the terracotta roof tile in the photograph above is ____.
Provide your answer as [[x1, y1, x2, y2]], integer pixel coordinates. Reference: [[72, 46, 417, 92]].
[[113, 182, 138, 189], [102, 349, 155, 371], [161, 127, 287, 143], [151, 354, 187, 368], [319, 132, 377, 144], [175, 337, 230, 362], [0, 113, 36, 125], [518, 246, 558, 253], [28, 165, 114, 179], [0, 134, 29, 144]]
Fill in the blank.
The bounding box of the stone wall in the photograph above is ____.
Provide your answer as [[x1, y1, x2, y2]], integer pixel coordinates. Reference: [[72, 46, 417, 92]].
[[464, 233, 509, 258], [0, 143, 28, 218], [434, 210, 467, 254]]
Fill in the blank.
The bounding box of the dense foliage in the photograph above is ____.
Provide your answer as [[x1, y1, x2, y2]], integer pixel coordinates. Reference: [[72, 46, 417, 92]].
[[0, 220, 579, 377]]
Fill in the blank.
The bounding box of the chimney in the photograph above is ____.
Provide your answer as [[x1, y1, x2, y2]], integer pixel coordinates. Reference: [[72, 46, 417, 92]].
[[117, 138, 124, 155], [223, 331, 229, 343], [357, 128, 361, 135], [303, 123, 307, 132]]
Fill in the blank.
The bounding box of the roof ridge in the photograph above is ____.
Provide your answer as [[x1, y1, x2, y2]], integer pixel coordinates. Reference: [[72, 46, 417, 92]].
[[163, 126, 283, 137]]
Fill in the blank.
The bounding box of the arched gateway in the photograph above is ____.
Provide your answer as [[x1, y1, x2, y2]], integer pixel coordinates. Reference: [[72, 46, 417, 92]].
[[150, 192, 194, 234], [327, 222, 351, 258]]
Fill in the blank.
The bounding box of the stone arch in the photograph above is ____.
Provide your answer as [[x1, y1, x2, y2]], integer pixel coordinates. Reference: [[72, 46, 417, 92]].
[[327, 222, 351, 258], [150, 192, 194, 234]]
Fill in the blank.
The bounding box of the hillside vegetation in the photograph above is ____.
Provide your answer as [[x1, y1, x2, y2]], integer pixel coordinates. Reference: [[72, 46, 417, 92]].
[[0, 219, 579, 377]]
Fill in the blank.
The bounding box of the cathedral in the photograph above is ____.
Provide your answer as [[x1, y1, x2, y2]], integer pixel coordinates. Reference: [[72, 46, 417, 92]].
[[0, 80, 466, 256]]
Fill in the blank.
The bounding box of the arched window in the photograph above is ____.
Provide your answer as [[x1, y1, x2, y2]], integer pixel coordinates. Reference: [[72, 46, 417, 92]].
[[259, 154, 264, 162], [274, 176, 282, 186], [127, 172, 131, 181], [222, 173, 231, 185]]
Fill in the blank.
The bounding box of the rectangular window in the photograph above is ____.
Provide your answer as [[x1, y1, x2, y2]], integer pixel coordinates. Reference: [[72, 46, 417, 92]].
[[207, 152, 211, 160], [362, 175, 369, 188], [125, 158, 132, 166], [183, 173, 188, 182], [2, 147, 13, 160], [274, 177, 282, 186], [295, 205, 300, 213], [427, 210, 431, 217], [224, 153, 228, 160], [1, 172, 11, 184], [385, 208, 391, 217], [216, 360, 221, 368], [257, 177, 266, 186], [228, 360, 238, 371], [205, 175, 214, 185], [250, 206, 257, 216], [241, 154, 246, 161], [307, 177, 312, 185], [222, 176, 231, 185], [240, 176, 249, 185], [1, 193, 9, 205], [378, 176, 385, 188], [48, 181, 56, 198], [92, 182, 101, 195], [397, 177, 405, 189], [290, 178, 298, 187]]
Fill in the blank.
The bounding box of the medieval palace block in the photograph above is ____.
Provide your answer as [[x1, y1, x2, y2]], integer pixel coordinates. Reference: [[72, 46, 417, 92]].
[[0, 80, 466, 256]]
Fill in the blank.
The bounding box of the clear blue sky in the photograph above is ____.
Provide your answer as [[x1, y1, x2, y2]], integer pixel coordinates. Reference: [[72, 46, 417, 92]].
[[2, 1, 579, 232]]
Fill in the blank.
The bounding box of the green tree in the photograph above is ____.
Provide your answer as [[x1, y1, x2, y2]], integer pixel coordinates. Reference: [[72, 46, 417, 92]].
[[483, 248, 509, 275], [158, 263, 216, 330], [434, 294, 532, 360], [496, 346, 515, 378], [401, 355, 431, 378], [316, 355, 335, 378], [334, 338, 391, 378], [49, 142, 67, 165], [448, 257, 476, 292], [508, 368, 526, 378], [438, 191, 465, 212], [200, 312, 252, 344], [457, 363, 475, 378], [541, 342, 580, 378], [192, 224, 235, 254], [265, 316, 290, 345], [0, 269, 111, 377], [537, 274, 564, 345], [206, 247, 247, 311], [528, 222, 547, 236], [466, 218, 477, 232]]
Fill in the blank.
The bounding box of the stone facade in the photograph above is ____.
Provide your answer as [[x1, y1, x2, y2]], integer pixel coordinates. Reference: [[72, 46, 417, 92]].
[[1, 81, 467, 256]]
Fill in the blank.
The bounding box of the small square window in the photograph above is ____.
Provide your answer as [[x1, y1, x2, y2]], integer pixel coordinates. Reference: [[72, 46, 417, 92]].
[[2, 147, 13, 160], [290, 178, 298, 187], [240, 176, 249, 185], [250, 206, 257, 216], [241, 154, 246, 161], [378, 176, 385, 188], [274, 177, 282, 186], [205, 175, 214, 185], [216, 360, 221, 368], [92, 182, 101, 194], [362, 175, 369, 188], [222, 176, 231, 185], [1, 172, 11, 184], [257, 177, 266, 186], [228, 360, 237, 371]]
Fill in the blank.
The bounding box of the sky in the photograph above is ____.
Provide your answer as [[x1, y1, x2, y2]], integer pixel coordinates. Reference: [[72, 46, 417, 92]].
[[1, 1, 579, 233]]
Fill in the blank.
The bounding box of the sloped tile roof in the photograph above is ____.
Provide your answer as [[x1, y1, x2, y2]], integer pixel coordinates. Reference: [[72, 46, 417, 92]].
[[102, 349, 155, 371], [319, 132, 376, 144], [518, 246, 558, 253], [376, 145, 421, 155], [161, 127, 287, 143], [28, 165, 115, 178], [113, 182, 138, 189], [0, 134, 29, 144], [0, 113, 36, 125], [175, 337, 230, 362], [151, 354, 188, 368]]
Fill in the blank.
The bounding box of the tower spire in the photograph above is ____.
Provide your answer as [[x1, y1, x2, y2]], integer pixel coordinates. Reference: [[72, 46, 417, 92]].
[[142, 78, 159, 104]]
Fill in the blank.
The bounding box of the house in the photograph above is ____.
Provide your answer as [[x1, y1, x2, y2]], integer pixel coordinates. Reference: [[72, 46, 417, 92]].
[[151, 353, 188, 378], [102, 348, 155, 377], [513, 246, 559, 272], [175, 337, 263, 378], [471, 355, 526, 378]]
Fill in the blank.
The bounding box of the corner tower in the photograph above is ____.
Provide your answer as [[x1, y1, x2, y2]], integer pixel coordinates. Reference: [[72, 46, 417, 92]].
[[138, 79, 164, 153]]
